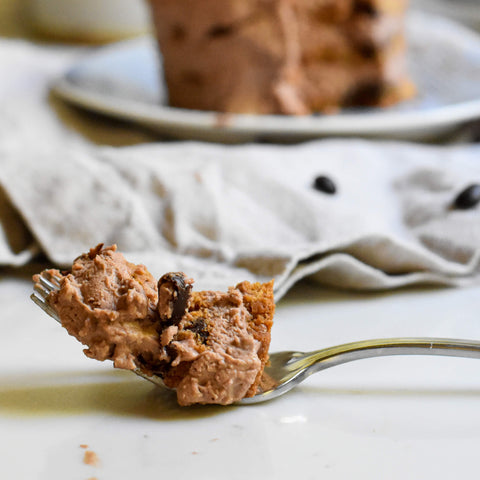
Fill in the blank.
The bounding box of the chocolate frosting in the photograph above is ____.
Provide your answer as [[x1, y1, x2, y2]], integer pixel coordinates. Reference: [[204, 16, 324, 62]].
[[147, 0, 412, 114]]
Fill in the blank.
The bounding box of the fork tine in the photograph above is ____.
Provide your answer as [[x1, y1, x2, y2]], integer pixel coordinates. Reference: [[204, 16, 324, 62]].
[[33, 283, 50, 300], [36, 274, 59, 293], [133, 368, 167, 388], [44, 271, 63, 287], [32, 271, 62, 323], [30, 292, 61, 323]]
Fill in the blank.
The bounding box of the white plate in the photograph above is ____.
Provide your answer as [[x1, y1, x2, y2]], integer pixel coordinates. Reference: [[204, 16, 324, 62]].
[[414, 0, 480, 30], [53, 12, 480, 143]]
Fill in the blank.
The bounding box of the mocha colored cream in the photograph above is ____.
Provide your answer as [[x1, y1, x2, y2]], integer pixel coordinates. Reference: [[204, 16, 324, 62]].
[[35, 244, 274, 406]]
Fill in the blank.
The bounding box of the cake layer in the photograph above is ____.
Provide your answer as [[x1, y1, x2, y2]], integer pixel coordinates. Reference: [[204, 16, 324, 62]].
[[148, 0, 413, 114], [161, 278, 275, 405]]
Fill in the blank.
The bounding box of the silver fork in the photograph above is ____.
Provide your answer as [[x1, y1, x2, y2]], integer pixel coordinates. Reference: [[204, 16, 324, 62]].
[[32, 271, 480, 405]]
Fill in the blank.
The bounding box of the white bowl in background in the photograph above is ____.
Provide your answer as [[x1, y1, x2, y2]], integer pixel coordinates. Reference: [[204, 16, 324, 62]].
[[29, 0, 151, 43]]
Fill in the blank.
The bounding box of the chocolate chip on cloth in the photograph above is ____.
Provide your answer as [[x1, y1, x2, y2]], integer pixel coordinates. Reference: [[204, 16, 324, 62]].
[[452, 184, 480, 210], [313, 175, 337, 194]]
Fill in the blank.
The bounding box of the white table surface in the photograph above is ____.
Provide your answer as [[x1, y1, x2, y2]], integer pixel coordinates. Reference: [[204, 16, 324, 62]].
[[1, 269, 480, 480]]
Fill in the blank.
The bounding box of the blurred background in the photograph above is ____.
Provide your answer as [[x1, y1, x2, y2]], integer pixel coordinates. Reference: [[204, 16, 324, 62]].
[[0, 0, 150, 41], [0, 0, 479, 43]]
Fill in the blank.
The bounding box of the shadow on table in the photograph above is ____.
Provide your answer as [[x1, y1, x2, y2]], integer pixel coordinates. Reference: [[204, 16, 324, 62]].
[[0, 369, 231, 420], [280, 278, 451, 306]]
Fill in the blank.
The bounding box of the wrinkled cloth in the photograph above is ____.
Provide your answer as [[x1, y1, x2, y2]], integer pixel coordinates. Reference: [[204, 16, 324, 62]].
[[1, 39, 480, 299]]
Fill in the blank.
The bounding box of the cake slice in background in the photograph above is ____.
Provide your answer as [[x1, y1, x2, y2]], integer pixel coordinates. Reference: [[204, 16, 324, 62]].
[[146, 0, 415, 114]]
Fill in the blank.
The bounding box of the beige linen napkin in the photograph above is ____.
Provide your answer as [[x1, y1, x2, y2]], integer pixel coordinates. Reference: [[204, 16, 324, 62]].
[[1, 39, 480, 299]]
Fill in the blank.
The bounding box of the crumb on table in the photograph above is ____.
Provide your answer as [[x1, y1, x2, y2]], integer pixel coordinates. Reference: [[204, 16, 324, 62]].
[[83, 450, 100, 467]]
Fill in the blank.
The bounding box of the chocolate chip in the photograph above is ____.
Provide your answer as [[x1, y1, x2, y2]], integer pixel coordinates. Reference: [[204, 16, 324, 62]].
[[138, 354, 168, 375], [452, 184, 480, 210], [358, 43, 377, 59], [182, 70, 204, 87], [164, 344, 178, 362], [157, 272, 192, 325], [171, 24, 186, 41], [343, 81, 383, 107], [354, 1, 378, 17], [313, 175, 337, 194], [185, 318, 210, 344], [207, 24, 233, 38]]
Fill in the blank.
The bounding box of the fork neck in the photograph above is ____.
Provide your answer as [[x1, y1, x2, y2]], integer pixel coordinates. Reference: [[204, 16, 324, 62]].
[[305, 337, 480, 374]]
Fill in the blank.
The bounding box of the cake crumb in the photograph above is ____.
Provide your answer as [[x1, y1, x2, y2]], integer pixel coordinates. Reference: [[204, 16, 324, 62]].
[[83, 450, 100, 467], [80, 444, 88, 449]]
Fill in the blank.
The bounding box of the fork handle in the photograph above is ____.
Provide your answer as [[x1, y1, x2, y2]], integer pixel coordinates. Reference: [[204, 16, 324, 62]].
[[304, 337, 480, 375]]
